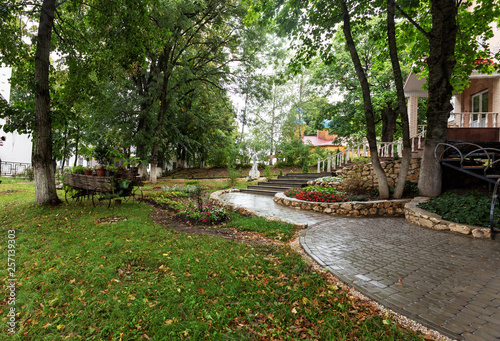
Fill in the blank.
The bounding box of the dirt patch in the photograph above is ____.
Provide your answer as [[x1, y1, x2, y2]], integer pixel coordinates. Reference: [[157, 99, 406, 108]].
[[95, 216, 128, 224], [0, 190, 18, 195], [150, 204, 279, 246]]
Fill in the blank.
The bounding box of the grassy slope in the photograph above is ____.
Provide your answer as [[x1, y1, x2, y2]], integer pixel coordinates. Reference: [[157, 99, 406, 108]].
[[0, 179, 424, 340]]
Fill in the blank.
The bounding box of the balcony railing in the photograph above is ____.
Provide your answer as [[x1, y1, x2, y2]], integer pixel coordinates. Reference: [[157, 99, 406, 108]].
[[449, 112, 499, 128]]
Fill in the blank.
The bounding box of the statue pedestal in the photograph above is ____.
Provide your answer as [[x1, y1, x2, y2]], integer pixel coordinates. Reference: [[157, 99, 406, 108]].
[[247, 169, 260, 181]]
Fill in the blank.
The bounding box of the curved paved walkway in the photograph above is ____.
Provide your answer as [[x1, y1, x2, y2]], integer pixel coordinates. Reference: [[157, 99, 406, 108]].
[[220, 192, 500, 341]]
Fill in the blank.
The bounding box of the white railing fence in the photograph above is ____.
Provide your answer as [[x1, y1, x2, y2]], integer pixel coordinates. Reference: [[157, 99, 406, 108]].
[[317, 126, 428, 173], [450, 112, 499, 128]]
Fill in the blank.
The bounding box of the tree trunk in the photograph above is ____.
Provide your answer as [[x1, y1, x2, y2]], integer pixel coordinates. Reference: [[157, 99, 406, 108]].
[[388, 0, 412, 199], [150, 62, 171, 184], [60, 126, 69, 171], [73, 127, 79, 167], [381, 105, 398, 143], [418, 0, 458, 197], [33, 0, 60, 205], [341, 0, 390, 199]]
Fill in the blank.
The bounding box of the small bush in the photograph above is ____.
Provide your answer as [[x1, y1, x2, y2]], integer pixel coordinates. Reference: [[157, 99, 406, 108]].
[[351, 157, 370, 164], [71, 165, 85, 174], [284, 187, 303, 198], [264, 165, 271, 178], [315, 176, 344, 183], [227, 167, 240, 187], [178, 206, 228, 224]]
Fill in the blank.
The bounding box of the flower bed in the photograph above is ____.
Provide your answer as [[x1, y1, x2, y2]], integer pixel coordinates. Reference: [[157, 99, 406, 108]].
[[284, 186, 365, 203]]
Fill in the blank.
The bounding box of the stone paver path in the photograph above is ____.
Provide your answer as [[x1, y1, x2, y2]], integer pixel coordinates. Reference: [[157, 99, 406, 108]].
[[220, 192, 500, 341]]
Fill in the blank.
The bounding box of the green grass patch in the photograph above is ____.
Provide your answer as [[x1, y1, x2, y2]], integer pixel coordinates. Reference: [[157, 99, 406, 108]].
[[225, 212, 299, 242], [0, 182, 424, 340]]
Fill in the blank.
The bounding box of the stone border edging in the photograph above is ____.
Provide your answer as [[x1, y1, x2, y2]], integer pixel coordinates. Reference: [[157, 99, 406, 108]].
[[273, 192, 409, 217], [207, 189, 308, 229], [404, 196, 491, 239]]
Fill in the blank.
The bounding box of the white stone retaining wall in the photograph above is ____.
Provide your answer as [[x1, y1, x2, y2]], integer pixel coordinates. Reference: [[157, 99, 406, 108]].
[[273, 192, 409, 217], [404, 197, 491, 239]]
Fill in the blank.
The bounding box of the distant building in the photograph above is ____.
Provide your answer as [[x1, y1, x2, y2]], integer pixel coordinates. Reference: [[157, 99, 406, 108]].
[[0, 65, 32, 176], [301, 120, 344, 152]]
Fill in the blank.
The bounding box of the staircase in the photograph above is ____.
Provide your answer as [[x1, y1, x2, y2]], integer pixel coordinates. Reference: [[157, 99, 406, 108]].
[[239, 172, 333, 196], [437, 142, 500, 186]]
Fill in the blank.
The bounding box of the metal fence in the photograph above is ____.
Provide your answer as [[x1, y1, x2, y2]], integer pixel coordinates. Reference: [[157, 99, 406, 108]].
[[0, 160, 32, 176]]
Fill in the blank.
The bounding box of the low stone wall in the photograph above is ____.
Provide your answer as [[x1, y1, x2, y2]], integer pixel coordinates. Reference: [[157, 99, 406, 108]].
[[273, 192, 409, 217], [207, 189, 308, 229], [312, 159, 421, 190], [404, 197, 491, 239]]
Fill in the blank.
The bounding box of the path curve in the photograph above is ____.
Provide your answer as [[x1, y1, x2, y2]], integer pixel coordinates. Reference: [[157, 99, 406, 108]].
[[220, 192, 500, 341]]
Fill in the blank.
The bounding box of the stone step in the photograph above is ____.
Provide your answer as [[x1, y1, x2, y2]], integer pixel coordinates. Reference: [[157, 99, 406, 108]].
[[248, 185, 289, 191], [239, 188, 278, 196], [267, 178, 310, 184], [278, 172, 332, 179]]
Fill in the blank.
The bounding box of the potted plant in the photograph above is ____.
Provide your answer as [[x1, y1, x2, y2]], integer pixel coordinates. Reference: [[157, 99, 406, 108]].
[[93, 144, 111, 177], [83, 167, 92, 176]]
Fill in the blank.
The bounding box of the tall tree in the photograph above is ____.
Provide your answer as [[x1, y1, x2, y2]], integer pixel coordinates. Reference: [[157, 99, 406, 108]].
[[33, 0, 61, 204]]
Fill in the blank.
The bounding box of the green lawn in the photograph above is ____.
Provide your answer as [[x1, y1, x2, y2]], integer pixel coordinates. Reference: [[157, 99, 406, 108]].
[[0, 180, 425, 340]]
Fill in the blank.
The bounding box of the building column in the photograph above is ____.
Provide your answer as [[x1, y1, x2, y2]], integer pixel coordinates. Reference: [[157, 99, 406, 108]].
[[408, 96, 419, 137]]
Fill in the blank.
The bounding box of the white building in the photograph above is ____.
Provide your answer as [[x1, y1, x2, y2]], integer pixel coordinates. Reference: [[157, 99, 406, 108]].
[[0, 65, 32, 176]]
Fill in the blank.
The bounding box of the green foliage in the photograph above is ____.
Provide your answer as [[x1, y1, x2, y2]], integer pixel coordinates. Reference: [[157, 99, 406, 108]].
[[302, 186, 344, 195], [351, 157, 370, 164], [315, 176, 344, 183], [227, 166, 240, 187], [161, 185, 200, 195], [301, 160, 309, 173], [178, 206, 229, 224], [283, 187, 303, 198], [418, 192, 499, 228], [19, 167, 34, 181], [276, 139, 309, 166], [71, 165, 86, 174], [264, 165, 271, 178]]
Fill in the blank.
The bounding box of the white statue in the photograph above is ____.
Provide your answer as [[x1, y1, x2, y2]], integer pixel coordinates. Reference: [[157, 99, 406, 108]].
[[247, 153, 260, 181]]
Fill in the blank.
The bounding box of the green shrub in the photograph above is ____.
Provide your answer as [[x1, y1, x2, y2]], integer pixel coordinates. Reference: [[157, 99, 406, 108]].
[[178, 206, 228, 224], [351, 157, 370, 164], [418, 191, 499, 228], [185, 180, 201, 186], [264, 165, 271, 178], [315, 176, 344, 183], [71, 165, 85, 174], [162, 184, 200, 194], [227, 166, 240, 187]]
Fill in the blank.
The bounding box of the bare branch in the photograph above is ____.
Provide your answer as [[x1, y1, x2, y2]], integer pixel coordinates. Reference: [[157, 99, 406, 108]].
[[394, 2, 431, 39]]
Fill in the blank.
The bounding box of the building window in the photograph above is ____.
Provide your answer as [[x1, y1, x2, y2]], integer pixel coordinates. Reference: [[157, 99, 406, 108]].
[[471, 90, 489, 127]]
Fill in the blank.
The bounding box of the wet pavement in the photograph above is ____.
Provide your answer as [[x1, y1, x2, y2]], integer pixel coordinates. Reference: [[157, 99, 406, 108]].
[[220, 192, 500, 341]]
